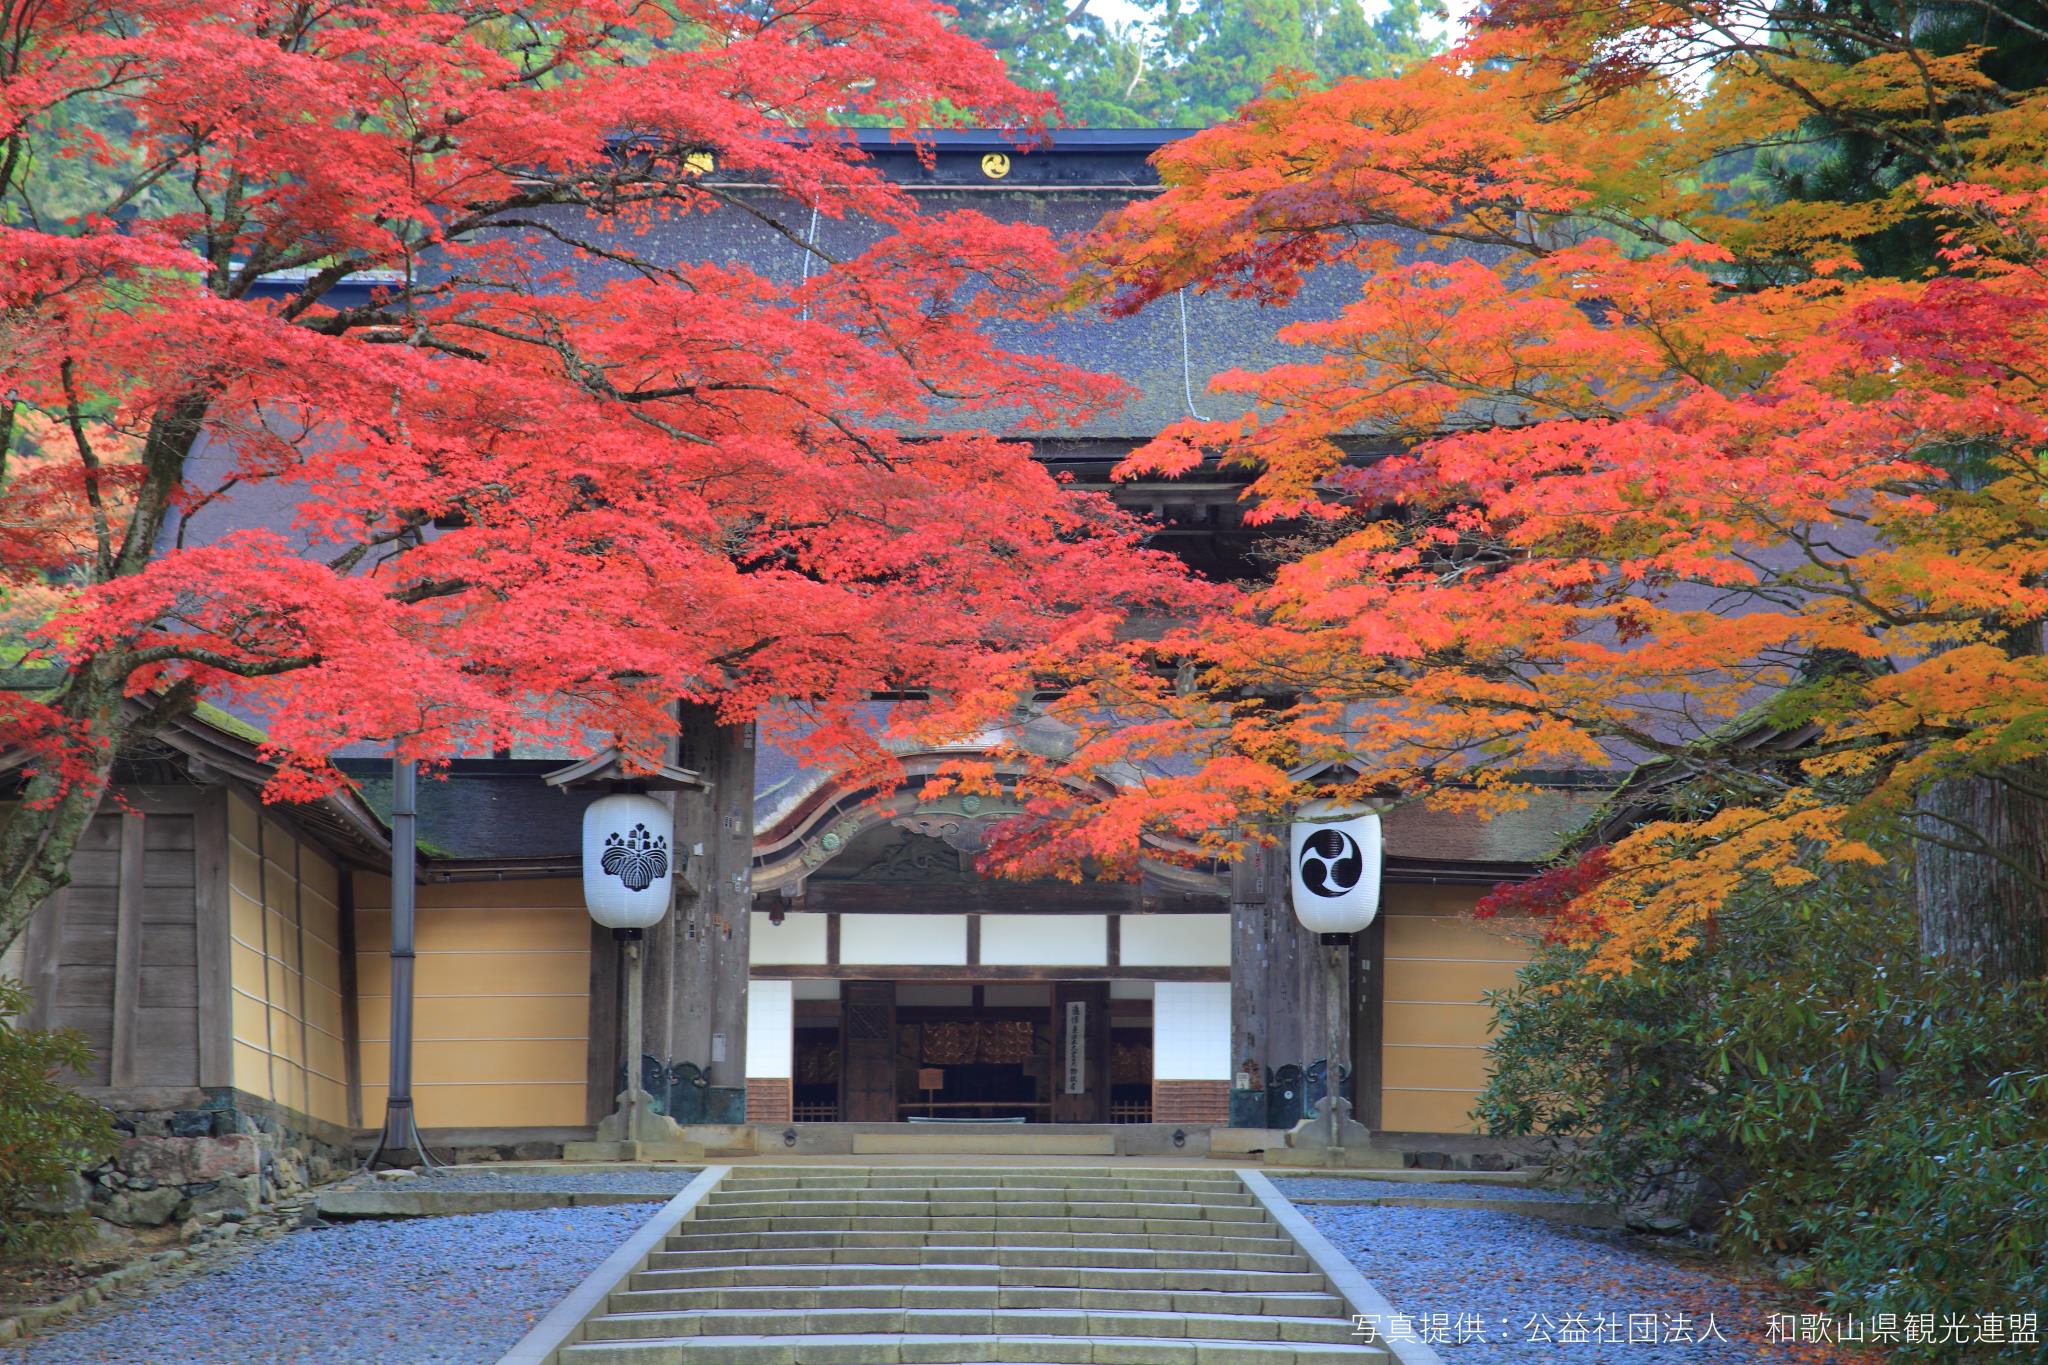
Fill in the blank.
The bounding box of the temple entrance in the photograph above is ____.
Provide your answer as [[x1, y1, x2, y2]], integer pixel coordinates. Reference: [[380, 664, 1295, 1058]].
[[784, 979, 1155, 1123], [900, 987, 1048, 1120]]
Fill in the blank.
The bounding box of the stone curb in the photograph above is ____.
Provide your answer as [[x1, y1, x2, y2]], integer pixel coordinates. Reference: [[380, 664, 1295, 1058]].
[[0, 1247, 189, 1344], [1269, 1167, 1539, 1186], [316, 1189, 674, 1218], [496, 1165, 731, 1365], [1239, 1167, 1449, 1365], [1287, 1195, 1620, 1226]]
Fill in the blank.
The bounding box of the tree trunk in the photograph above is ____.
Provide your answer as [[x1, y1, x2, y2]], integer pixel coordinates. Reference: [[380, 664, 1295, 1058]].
[[0, 661, 127, 954], [1914, 763, 2048, 983]]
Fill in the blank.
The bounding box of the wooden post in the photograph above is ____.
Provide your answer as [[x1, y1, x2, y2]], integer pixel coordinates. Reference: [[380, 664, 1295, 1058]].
[[1229, 839, 1267, 1086], [193, 790, 232, 1090], [1353, 913, 1385, 1131], [670, 706, 756, 1098], [585, 920, 622, 1125], [708, 719, 755, 1090], [1321, 935, 1349, 1152], [108, 813, 146, 1088]]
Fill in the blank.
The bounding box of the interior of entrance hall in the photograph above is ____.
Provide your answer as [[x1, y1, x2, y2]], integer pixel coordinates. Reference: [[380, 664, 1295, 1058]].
[[766, 979, 1164, 1124]]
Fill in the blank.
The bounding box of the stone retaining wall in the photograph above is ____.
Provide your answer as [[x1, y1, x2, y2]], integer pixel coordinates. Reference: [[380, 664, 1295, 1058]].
[[68, 1092, 353, 1233]]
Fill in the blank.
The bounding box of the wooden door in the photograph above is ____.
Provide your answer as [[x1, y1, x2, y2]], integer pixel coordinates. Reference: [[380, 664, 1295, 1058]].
[[841, 980, 897, 1122]]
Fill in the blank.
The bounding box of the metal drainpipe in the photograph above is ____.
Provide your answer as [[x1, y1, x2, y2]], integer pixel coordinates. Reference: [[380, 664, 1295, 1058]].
[[368, 757, 435, 1168]]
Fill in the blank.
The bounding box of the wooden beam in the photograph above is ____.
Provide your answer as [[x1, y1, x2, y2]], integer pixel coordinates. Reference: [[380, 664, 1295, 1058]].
[[825, 912, 841, 967], [965, 915, 982, 967], [109, 812, 147, 1088], [193, 790, 233, 1089], [748, 964, 1228, 983], [787, 879, 1147, 915]]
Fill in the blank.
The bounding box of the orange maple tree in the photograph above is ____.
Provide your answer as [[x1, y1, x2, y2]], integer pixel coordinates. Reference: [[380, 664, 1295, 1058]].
[[0, 1, 1201, 949], [978, 10, 2048, 977]]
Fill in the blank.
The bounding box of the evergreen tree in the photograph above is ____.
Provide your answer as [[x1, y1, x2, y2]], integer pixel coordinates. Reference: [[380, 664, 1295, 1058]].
[[948, 0, 1440, 127]]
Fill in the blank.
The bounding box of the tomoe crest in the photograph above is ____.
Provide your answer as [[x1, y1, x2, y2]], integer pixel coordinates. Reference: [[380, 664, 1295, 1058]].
[[1296, 828, 1363, 899], [600, 822, 670, 892]]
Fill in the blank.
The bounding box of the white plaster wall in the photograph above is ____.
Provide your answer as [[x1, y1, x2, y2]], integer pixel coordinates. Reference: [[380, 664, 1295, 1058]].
[[1108, 979, 1156, 1000], [749, 911, 829, 965], [792, 979, 841, 1001], [745, 979, 794, 1078], [840, 913, 967, 965], [1152, 981, 1231, 1080], [1119, 914, 1231, 967], [979, 915, 1107, 966]]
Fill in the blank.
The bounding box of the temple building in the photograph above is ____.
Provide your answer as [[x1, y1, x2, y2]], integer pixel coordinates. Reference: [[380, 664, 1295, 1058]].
[[3, 131, 1599, 1158]]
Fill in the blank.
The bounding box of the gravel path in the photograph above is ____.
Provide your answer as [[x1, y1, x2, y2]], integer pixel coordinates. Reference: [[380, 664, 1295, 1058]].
[[1273, 1176, 1586, 1203], [1301, 1203, 1870, 1363], [2, 1204, 652, 1364], [369, 1168, 700, 1196]]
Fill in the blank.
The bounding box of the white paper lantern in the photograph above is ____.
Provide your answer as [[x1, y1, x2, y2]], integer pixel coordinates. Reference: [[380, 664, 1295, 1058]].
[[1289, 804, 1382, 935], [582, 793, 675, 929]]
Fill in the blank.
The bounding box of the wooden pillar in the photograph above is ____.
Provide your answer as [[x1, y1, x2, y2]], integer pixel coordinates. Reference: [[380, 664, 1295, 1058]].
[[586, 920, 622, 1124], [670, 706, 756, 1094], [192, 790, 232, 1090], [108, 812, 150, 1089], [1353, 913, 1385, 1131], [1231, 837, 1301, 1079]]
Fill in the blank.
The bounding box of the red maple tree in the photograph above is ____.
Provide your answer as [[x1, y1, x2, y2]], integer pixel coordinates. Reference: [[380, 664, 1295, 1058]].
[[0, 0, 1201, 948]]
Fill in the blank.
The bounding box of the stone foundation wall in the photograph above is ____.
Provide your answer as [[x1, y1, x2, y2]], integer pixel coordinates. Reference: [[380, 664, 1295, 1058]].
[[74, 1092, 353, 1233]]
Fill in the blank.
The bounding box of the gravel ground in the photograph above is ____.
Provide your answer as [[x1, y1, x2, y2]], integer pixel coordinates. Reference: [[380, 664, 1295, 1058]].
[[1301, 1203, 1871, 1363], [1273, 1176, 1587, 1203], [369, 1168, 701, 1195], [1, 1204, 653, 1364]]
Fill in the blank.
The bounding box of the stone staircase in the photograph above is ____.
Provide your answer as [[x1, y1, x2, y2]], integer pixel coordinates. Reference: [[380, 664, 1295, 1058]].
[[556, 1167, 1391, 1364]]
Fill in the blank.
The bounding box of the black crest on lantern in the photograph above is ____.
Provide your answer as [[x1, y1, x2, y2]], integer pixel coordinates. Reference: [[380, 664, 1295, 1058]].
[[600, 822, 670, 891], [1297, 828, 1364, 898]]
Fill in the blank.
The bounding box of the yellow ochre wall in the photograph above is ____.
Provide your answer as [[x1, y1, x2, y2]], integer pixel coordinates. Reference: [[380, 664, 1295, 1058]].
[[351, 877, 590, 1128], [227, 794, 351, 1127], [1379, 885, 1535, 1134]]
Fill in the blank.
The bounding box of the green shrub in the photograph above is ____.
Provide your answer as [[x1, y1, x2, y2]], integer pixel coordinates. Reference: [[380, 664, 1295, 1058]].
[[1476, 869, 2048, 1363], [0, 976, 118, 1260]]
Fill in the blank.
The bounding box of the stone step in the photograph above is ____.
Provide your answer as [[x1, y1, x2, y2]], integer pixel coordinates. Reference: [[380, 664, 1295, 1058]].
[[646, 1246, 1310, 1273], [607, 1286, 1350, 1320], [715, 1179, 1250, 1190], [697, 1200, 1268, 1223], [584, 1306, 1364, 1345], [629, 1263, 1329, 1294], [666, 1230, 1294, 1254], [684, 1215, 1273, 1238], [706, 1186, 1259, 1206], [560, 1332, 1386, 1363], [850, 1132, 1118, 1155]]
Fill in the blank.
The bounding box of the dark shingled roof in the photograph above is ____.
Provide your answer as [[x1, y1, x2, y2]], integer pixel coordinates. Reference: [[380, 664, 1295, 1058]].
[[339, 759, 598, 864]]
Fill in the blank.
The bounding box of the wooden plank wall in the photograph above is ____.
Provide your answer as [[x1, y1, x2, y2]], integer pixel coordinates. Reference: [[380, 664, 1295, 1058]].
[[20, 792, 202, 1090], [352, 876, 591, 1128], [1379, 884, 1534, 1133]]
